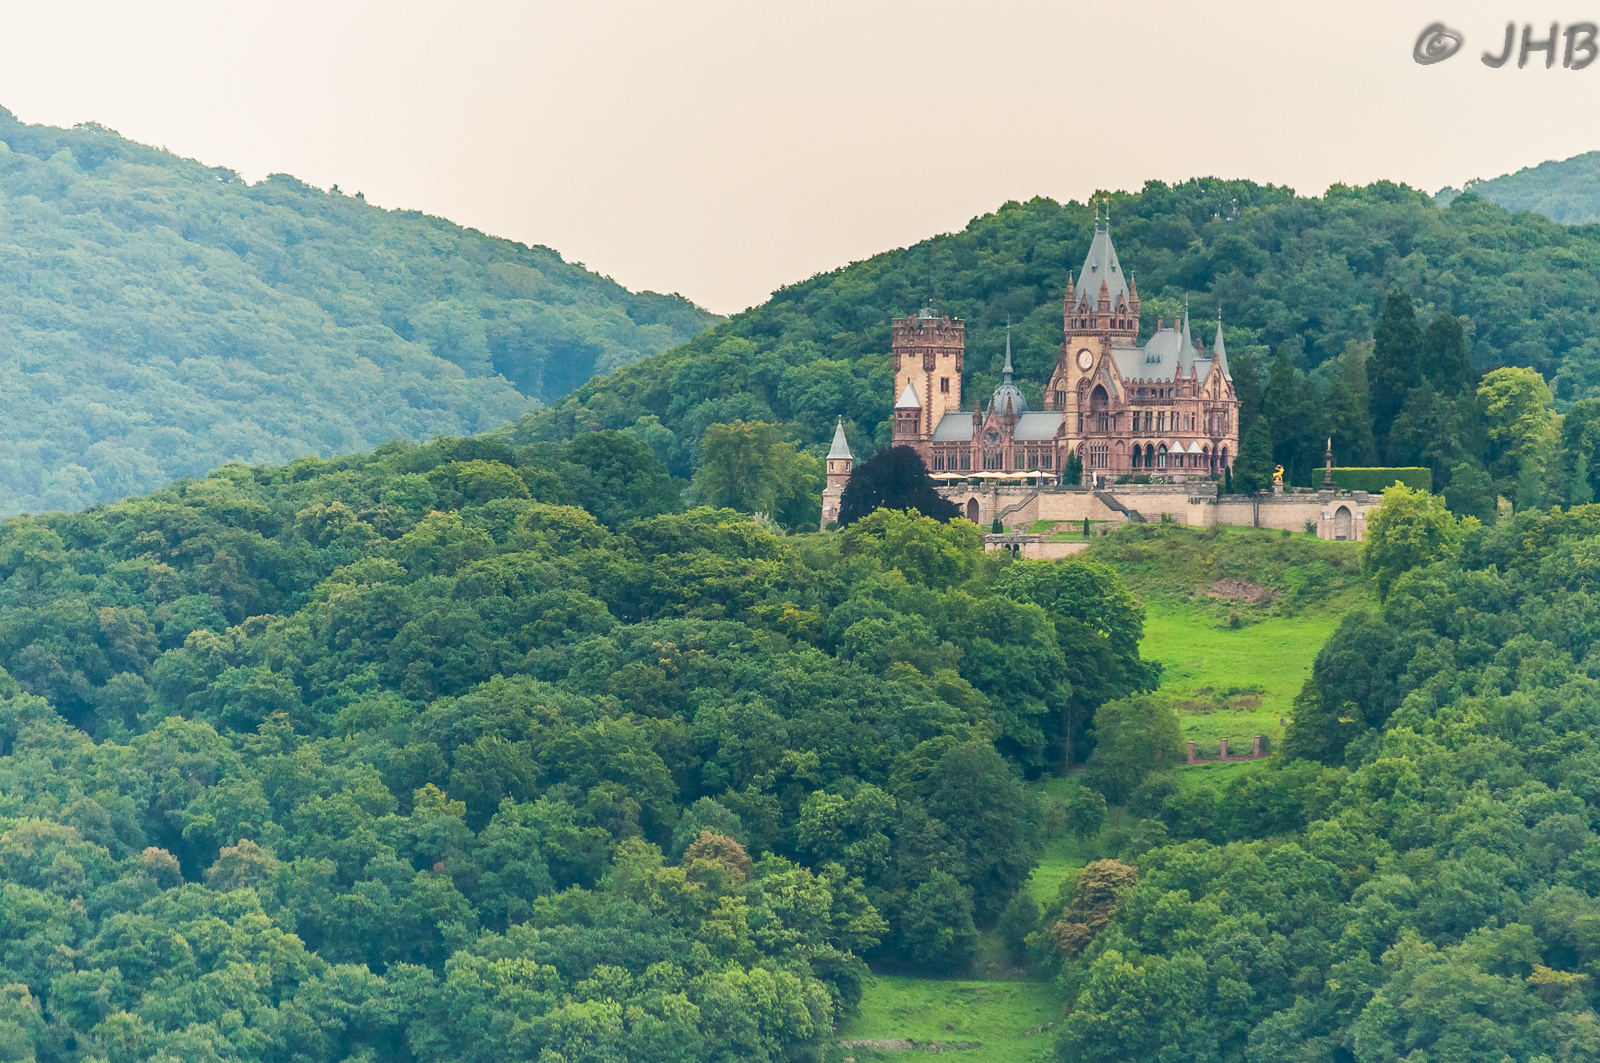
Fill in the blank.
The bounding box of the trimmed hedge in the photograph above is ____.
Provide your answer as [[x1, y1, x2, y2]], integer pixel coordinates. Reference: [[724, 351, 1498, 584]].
[[1330, 467, 1433, 493]]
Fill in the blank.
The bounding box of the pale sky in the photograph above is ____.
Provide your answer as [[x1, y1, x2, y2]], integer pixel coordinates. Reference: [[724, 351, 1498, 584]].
[[0, 1, 1591, 314]]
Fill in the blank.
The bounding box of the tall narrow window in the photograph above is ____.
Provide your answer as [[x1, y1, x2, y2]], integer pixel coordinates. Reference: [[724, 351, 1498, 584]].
[[940, 377, 950, 393]]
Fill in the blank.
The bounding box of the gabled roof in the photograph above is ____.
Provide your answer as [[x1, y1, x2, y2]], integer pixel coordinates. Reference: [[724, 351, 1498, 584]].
[[895, 382, 921, 409], [827, 417, 852, 460], [1013, 412, 1065, 440], [931, 413, 975, 441]]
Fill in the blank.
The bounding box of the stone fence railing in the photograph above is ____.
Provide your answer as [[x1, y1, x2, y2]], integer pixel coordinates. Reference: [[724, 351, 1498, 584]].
[[1186, 736, 1269, 764]]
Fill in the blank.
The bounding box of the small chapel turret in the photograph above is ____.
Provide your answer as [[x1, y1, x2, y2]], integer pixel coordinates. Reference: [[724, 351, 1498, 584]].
[[821, 417, 853, 529]]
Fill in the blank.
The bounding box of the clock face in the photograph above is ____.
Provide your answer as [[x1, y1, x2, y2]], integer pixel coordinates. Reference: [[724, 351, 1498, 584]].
[[1076, 349, 1093, 371]]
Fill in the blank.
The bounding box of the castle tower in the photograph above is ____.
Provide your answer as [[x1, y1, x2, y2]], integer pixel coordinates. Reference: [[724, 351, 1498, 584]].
[[1046, 209, 1140, 413], [821, 417, 853, 528], [891, 306, 964, 439]]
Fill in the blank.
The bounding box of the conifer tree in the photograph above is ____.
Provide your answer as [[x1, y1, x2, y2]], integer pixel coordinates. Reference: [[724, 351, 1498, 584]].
[[1419, 313, 1474, 395], [1333, 341, 1379, 466], [1234, 420, 1275, 493], [1369, 290, 1423, 460]]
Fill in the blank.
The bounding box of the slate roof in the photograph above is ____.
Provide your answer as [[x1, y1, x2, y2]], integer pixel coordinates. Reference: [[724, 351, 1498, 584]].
[[895, 382, 921, 409], [931, 414, 975, 441], [1074, 227, 1130, 312], [827, 418, 852, 460], [1013, 412, 1065, 440]]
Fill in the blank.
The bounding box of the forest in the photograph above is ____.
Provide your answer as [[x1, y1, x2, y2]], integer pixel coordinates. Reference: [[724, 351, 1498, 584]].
[[7, 410, 1600, 1060], [1447, 148, 1600, 225], [0, 429, 1164, 1062], [0, 109, 716, 516]]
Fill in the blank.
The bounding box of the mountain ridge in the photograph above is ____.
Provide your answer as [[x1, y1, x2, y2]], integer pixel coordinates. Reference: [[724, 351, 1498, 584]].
[[0, 107, 719, 515]]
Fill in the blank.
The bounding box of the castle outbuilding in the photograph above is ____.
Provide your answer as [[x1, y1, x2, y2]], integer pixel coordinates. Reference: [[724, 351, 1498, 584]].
[[887, 218, 1241, 484]]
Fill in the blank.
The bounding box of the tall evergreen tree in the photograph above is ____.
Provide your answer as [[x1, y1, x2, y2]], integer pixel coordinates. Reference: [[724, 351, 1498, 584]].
[[1234, 419, 1275, 493], [1419, 313, 1474, 395], [1262, 343, 1311, 483], [1369, 290, 1423, 460], [1334, 341, 1380, 465], [1560, 398, 1600, 506], [1229, 346, 1267, 435]]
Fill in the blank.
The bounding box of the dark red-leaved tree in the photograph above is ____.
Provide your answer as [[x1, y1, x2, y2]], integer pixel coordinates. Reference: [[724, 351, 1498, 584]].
[[837, 446, 960, 525]]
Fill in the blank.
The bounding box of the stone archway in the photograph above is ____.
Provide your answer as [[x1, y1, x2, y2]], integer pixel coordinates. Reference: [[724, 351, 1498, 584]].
[[1334, 505, 1352, 540], [966, 498, 980, 523]]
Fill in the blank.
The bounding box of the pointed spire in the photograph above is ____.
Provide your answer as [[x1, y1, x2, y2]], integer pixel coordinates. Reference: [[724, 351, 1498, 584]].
[[1211, 311, 1232, 381], [895, 381, 921, 409], [1002, 320, 1015, 382], [827, 416, 852, 460]]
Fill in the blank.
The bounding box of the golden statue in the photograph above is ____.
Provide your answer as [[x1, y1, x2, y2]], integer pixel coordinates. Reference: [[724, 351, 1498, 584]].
[[1272, 464, 1285, 485]]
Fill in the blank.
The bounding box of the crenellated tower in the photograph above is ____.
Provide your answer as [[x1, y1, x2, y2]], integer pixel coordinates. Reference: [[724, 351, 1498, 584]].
[[891, 307, 964, 439]]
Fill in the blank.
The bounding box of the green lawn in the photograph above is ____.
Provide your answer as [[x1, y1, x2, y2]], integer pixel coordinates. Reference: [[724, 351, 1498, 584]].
[[1142, 601, 1347, 754], [830, 976, 1060, 1063]]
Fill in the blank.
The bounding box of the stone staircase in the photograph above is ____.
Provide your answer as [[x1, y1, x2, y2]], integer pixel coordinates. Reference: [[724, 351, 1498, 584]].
[[993, 488, 1041, 526], [1094, 490, 1146, 523]]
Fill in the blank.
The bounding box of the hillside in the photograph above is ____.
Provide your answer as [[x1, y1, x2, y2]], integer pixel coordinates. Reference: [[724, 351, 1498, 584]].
[[0, 109, 717, 515], [0, 432, 1156, 1061], [0, 430, 1596, 1060], [516, 180, 1600, 479], [1446, 150, 1600, 225]]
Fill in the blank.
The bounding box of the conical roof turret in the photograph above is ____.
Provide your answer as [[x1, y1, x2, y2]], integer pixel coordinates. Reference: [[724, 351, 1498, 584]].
[[1211, 314, 1232, 380], [895, 381, 922, 409], [1077, 221, 1130, 316], [827, 416, 852, 460]]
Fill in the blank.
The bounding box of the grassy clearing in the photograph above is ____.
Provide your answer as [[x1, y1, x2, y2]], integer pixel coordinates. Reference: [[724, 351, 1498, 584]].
[[1142, 602, 1344, 752], [829, 976, 1061, 1063], [1088, 524, 1373, 755]]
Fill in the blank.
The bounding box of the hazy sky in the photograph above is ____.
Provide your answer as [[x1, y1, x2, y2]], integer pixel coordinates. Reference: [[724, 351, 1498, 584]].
[[0, 1, 1591, 313]]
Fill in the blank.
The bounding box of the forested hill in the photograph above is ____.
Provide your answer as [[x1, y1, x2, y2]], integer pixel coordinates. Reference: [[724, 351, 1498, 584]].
[[0, 430, 1152, 1060], [0, 109, 717, 515], [1449, 150, 1600, 225], [516, 180, 1600, 473]]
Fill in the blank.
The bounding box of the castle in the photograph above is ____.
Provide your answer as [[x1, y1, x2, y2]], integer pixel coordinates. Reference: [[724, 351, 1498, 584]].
[[822, 220, 1380, 543]]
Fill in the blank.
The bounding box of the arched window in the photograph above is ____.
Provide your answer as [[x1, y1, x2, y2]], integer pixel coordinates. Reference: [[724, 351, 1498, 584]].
[[1090, 386, 1110, 433], [1132, 446, 1143, 469], [1156, 444, 1168, 469]]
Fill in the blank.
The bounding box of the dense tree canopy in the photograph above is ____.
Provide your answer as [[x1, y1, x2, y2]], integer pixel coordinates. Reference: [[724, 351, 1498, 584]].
[[0, 431, 1154, 1061], [1447, 148, 1600, 225], [0, 109, 716, 515], [1029, 503, 1600, 1062]]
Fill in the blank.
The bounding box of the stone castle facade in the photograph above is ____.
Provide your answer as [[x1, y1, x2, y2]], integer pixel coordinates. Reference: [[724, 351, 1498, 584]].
[[822, 219, 1383, 541], [888, 220, 1240, 482]]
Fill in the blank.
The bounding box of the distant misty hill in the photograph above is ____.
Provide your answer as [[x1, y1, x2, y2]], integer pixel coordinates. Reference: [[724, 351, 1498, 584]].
[[1439, 150, 1600, 225], [0, 109, 717, 514]]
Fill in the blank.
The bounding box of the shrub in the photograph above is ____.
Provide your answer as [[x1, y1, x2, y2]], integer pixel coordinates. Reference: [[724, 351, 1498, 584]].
[[1330, 467, 1433, 493]]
